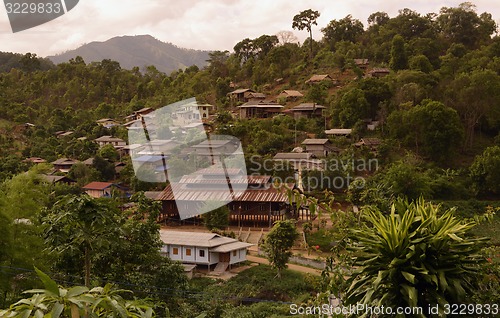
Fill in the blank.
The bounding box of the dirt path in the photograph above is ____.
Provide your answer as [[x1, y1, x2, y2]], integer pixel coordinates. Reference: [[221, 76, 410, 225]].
[[246, 255, 322, 276]]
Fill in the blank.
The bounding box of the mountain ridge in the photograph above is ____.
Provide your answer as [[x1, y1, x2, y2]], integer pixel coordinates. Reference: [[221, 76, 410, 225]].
[[47, 34, 211, 73]]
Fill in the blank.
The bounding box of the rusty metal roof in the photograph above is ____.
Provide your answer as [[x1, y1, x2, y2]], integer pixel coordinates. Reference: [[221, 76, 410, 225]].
[[158, 181, 293, 203]]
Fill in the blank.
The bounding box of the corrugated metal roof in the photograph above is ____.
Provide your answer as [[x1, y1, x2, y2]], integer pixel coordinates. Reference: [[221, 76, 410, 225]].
[[306, 74, 332, 82], [325, 129, 352, 135], [160, 230, 236, 247], [83, 182, 114, 190], [302, 139, 330, 145], [291, 103, 326, 111], [228, 88, 254, 94], [274, 152, 312, 160], [210, 241, 253, 252], [158, 182, 292, 203]]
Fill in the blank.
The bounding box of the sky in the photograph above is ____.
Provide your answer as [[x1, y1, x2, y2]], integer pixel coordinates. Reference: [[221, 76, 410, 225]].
[[1, 0, 499, 57]]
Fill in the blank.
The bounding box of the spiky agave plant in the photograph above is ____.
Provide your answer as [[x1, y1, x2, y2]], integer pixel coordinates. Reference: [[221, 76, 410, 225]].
[[345, 198, 488, 317]]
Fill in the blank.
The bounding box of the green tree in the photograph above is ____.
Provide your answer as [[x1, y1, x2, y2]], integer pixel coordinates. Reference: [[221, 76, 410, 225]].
[[43, 195, 122, 287], [388, 100, 464, 162], [261, 220, 299, 278], [390, 34, 408, 71], [446, 69, 500, 149], [92, 155, 115, 181], [334, 88, 370, 128], [321, 15, 364, 49], [98, 144, 119, 162], [292, 9, 321, 58], [381, 161, 433, 200], [202, 204, 230, 231], [437, 2, 497, 49], [469, 146, 500, 195], [409, 54, 433, 73], [346, 198, 488, 314]]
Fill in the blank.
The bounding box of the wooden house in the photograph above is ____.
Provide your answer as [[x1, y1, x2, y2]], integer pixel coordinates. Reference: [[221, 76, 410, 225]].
[[40, 174, 75, 185], [286, 103, 326, 119], [227, 88, 256, 103], [301, 139, 340, 157], [354, 59, 369, 69], [368, 68, 390, 78], [305, 74, 335, 84], [238, 100, 283, 119], [96, 118, 118, 128], [277, 90, 304, 101], [51, 158, 79, 173], [82, 182, 128, 198], [354, 138, 382, 150], [94, 136, 126, 148], [158, 168, 294, 227]]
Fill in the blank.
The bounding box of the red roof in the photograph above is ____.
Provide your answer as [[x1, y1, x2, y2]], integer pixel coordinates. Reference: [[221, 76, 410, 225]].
[[82, 182, 115, 190]]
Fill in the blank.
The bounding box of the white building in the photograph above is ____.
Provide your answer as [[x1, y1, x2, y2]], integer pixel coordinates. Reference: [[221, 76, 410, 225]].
[[160, 230, 252, 270]]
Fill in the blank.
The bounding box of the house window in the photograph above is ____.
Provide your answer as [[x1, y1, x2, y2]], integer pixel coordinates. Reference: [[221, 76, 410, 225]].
[[199, 250, 205, 257], [233, 250, 237, 257], [186, 248, 192, 256], [172, 247, 178, 255]]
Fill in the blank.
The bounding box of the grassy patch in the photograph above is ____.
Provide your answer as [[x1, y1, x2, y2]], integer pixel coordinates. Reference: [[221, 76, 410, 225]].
[[306, 229, 333, 252], [215, 264, 319, 303]]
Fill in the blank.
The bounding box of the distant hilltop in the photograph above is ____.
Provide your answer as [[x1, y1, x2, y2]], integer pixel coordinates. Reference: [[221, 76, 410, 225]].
[[47, 34, 211, 74]]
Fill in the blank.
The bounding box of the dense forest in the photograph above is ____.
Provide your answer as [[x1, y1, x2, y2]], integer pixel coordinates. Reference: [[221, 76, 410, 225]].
[[0, 2, 499, 317]]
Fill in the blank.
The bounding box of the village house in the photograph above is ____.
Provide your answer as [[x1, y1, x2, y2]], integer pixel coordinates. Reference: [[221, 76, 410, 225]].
[[40, 174, 75, 185], [187, 139, 242, 165], [160, 230, 252, 272], [302, 139, 341, 157], [121, 144, 144, 156], [305, 74, 336, 84], [82, 181, 128, 198], [94, 135, 127, 148], [176, 102, 215, 121], [137, 139, 180, 156], [354, 138, 382, 151], [227, 88, 257, 103], [55, 131, 74, 138], [354, 59, 369, 69], [238, 100, 284, 119], [158, 168, 294, 227], [325, 128, 352, 137], [246, 92, 266, 102], [368, 68, 390, 78], [125, 107, 154, 121], [23, 157, 47, 164], [277, 90, 304, 101], [51, 158, 79, 173], [273, 152, 324, 171], [286, 103, 326, 119], [96, 118, 119, 128]]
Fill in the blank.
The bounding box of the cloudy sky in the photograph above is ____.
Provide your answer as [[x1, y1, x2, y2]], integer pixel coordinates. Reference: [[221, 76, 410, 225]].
[[1, 0, 499, 57]]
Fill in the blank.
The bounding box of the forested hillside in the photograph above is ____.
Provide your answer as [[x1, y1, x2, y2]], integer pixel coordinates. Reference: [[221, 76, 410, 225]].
[[0, 2, 499, 317], [47, 35, 211, 74]]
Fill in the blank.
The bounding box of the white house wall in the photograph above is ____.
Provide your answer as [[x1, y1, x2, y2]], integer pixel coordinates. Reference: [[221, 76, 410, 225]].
[[229, 248, 247, 265]]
